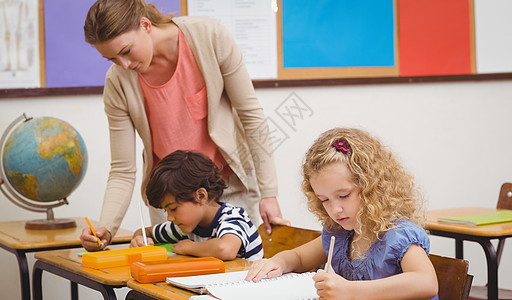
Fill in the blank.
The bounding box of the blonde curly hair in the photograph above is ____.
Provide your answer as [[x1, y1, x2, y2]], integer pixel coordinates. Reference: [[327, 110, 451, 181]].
[[302, 128, 425, 249]]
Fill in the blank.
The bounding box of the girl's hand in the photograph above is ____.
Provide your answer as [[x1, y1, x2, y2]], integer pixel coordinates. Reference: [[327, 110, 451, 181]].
[[130, 235, 154, 247], [245, 258, 284, 282], [313, 269, 347, 300]]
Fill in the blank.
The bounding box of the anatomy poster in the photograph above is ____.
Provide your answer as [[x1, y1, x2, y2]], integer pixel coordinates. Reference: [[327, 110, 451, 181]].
[[0, 0, 40, 88]]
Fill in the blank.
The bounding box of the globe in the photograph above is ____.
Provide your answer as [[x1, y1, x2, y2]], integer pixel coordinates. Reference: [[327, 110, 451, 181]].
[[0, 114, 88, 229]]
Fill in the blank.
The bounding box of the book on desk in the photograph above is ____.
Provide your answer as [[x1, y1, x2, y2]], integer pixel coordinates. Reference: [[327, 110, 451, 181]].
[[166, 270, 318, 300], [437, 209, 512, 226]]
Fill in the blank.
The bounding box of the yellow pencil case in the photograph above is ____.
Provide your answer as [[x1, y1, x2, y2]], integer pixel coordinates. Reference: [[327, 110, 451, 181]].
[[82, 246, 168, 269], [131, 257, 225, 283]]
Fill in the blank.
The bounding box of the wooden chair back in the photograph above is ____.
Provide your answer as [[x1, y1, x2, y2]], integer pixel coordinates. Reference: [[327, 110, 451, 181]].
[[497, 182, 512, 210], [494, 182, 512, 264], [257, 224, 321, 258], [430, 254, 472, 300]]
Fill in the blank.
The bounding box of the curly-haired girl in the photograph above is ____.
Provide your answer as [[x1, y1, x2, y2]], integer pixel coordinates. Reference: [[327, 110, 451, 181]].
[[246, 128, 438, 299]]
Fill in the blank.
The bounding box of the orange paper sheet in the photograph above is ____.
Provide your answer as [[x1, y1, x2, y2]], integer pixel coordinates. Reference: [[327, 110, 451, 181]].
[[398, 0, 473, 76]]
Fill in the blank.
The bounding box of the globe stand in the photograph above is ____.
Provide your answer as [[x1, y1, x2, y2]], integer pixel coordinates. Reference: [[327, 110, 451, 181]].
[[0, 177, 77, 229], [0, 113, 78, 230], [24, 206, 77, 230]]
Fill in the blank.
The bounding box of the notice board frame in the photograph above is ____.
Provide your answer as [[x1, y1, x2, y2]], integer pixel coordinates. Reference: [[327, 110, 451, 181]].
[[1, 0, 512, 99]]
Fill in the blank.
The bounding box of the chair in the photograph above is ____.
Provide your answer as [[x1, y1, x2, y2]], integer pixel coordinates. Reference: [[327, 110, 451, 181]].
[[469, 183, 512, 300], [257, 224, 321, 258], [430, 254, 473, 300]]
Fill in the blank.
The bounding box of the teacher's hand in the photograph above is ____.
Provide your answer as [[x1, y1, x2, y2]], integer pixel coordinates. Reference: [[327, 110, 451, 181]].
[[80, 227, 111, 252], [259, 197, 290, 235]]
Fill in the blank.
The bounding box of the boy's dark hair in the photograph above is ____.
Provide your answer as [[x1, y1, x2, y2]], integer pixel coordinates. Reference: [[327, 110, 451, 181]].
[[146, 150, 227, 208]]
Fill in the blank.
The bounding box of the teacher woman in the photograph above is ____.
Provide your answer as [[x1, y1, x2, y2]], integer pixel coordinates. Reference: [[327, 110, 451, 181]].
[[80, 0, 289, 251]]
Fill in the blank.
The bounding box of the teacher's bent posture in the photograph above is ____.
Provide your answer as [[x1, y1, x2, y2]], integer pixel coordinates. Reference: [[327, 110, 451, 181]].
[[80, 0, 289, 252]]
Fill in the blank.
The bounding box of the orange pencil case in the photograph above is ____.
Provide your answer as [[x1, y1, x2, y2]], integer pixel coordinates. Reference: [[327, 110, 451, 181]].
[[82, 246, 168, 269], [131, 257, 225, 283]]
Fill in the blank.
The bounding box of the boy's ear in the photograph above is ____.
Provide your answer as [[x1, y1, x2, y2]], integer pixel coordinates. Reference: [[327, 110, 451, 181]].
[[194, 188, 209, 204]]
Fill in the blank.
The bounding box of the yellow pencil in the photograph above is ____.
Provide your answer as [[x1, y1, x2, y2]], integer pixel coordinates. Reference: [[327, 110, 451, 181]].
[[85, 217, 103, 247]]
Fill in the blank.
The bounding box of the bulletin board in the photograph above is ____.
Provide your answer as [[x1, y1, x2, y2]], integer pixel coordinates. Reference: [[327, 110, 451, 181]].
[[275, 0, 479, 80], [1, 0, 512, 98]]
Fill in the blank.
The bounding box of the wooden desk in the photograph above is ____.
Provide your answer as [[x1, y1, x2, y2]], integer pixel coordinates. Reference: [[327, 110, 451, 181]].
[[32, 245, 134, 300], [125, 259, 251, 300], [0, 217, 132, 300], [426, 207, 512, 300]]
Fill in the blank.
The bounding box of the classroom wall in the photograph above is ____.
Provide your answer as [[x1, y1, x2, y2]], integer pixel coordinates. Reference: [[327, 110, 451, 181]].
[[1, 80, 512, 299]]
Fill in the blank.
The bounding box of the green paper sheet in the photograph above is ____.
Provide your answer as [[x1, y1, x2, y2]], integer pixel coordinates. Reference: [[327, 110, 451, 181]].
[[438, 210, 512, 226], [155, 243, 175, 254]]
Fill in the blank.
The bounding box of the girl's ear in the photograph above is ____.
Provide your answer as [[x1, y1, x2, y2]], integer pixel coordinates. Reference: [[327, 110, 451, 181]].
[[194, 188, 209, 205]]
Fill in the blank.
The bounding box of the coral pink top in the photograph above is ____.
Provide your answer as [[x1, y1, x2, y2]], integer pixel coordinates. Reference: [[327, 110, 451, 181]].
[[139, 29, 230, 177]]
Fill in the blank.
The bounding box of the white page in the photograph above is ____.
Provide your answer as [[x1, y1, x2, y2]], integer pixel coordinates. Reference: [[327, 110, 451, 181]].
[[188, 0, 278, 79], [167, 270, 248, 289], [190, 296, 218, 300], [206, 272, 318, 300], [474, 0, 512, 73]]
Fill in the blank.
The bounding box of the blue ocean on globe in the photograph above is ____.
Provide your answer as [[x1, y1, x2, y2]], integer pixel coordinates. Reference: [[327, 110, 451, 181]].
[[2, 117, 87, 202]]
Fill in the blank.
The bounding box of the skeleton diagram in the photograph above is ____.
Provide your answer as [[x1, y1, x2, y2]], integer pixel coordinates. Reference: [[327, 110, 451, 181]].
[[0, 0, 35, 72]]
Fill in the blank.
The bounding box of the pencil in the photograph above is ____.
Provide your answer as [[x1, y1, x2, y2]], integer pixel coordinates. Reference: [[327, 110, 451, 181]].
[[138, 201, 148, 246], [85, 217, 103, 247], [325, 236, 335, 273]]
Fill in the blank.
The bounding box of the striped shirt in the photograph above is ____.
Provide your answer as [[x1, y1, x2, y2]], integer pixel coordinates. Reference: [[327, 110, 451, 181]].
[[152, 203, 263, 261]]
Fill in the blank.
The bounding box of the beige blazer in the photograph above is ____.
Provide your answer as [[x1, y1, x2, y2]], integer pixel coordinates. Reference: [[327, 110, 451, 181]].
[[99, 16, 278, 235]]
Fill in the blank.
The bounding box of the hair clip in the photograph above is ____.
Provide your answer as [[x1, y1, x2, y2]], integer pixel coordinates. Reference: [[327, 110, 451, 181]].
[[332, 138, 351, 154]]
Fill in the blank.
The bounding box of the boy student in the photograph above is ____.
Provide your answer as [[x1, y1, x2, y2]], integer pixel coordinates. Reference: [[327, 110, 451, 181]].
[[130, 150, 264, 261]]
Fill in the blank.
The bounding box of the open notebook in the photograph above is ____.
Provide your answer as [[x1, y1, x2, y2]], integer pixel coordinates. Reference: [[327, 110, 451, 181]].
[[166, 270, 318, 300]]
